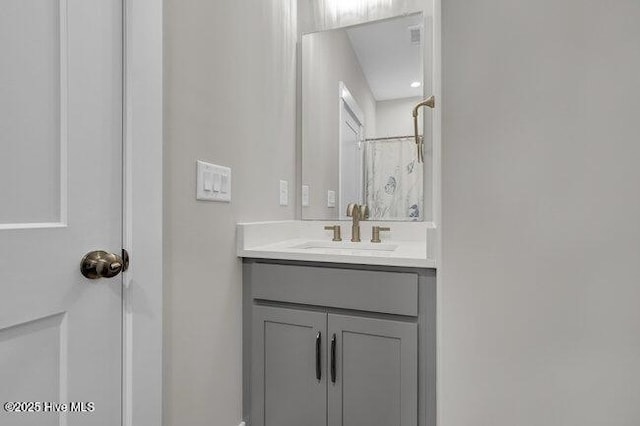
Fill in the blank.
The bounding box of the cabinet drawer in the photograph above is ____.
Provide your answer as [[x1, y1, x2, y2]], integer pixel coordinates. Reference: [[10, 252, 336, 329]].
[[248, 262, 418, 316]]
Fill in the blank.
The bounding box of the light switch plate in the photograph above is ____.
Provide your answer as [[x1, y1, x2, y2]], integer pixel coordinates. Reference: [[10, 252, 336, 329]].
[[196, 160, 231, 202], [279, 180, 289, 206], [327, 190, 336, 208], [301, 185, 310, 207], [203, 171, 214, 191]]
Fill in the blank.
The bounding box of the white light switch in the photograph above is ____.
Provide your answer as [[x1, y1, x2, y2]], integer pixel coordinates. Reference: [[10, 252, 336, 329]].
[[327, 190, 336, 208], [203, 171, 214, 191], [279, 180, 289, 206], [302, 185, 310, 207], [196, 160, 231, 202], [221, 174, 229, 194]]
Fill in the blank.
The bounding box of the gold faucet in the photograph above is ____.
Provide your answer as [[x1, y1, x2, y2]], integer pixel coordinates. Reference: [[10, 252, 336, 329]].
[[324, 224, 342, 242], [346, 203, 369, 242], [371, 226, 391, 243]]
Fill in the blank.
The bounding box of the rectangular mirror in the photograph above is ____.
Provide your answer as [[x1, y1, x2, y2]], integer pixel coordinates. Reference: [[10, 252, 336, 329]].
[[302, 13, 430, 221]]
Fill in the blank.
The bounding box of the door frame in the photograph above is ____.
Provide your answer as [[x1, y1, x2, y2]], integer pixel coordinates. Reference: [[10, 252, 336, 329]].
[[122, 0, 163, 425], [337, 81, 365, 219]]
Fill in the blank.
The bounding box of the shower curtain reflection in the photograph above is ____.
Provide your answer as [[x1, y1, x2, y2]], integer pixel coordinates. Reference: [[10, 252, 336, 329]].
[[364, 137, 423, 221]]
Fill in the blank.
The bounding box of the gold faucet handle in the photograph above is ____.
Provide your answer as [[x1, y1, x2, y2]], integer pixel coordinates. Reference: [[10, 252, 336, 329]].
[[324, 225, 342, 242], [358, 204, 369, 220], [371, 226, 390, 243], [360, 204, 369, 219], [346, 203, 356, 217], [346, 203, 369, 219]]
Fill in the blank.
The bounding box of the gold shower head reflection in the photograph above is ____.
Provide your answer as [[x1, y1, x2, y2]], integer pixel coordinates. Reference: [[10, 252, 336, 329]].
[[412, 96, 435, 163]]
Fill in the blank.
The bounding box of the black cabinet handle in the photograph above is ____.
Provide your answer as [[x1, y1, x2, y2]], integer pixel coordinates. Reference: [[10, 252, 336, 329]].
[[316, 332, 322, 380], [330, 333, 337, 383]]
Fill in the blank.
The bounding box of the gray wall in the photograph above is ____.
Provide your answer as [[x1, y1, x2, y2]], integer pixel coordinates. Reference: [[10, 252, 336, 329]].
[[301, 29, 376, 220], [376, 97, 422, 137], [163, 0, 297, 425], [441, 1, 640, 425]]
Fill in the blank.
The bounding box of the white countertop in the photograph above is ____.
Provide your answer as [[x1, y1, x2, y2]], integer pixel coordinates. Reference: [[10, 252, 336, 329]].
[[237, 220, 437, 268]]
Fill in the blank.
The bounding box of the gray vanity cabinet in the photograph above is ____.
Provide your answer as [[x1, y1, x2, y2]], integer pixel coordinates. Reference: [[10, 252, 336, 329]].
[[327, 314, 417, 426], [252, 306, 417, 426], [243, 260, 436, 426], [251, 306, 327, 426]]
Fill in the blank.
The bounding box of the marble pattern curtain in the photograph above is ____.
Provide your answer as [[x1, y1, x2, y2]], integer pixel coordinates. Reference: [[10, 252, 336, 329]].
[[364, 139, 423, 220]]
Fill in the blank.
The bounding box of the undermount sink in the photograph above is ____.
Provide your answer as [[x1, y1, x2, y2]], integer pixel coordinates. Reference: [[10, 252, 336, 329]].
[[237, 221, 435, 268], [291, 241, 398, 252]]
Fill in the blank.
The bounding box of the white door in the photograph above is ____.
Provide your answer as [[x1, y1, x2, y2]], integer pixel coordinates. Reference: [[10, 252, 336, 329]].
[[1, 0, 123, 425], [339, 102, 363, 218]]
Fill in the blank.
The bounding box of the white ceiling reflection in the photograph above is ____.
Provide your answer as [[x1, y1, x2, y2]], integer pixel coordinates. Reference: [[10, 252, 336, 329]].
[[346, 14, 423, 101]]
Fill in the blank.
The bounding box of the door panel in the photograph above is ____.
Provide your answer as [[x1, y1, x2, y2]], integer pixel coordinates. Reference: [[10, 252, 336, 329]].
[[328, 314, 418, 426], [0, 0, 123, 424], [252, 306, 327, 426], [340, 102, 363, 217], [0, 0, 63, 224]]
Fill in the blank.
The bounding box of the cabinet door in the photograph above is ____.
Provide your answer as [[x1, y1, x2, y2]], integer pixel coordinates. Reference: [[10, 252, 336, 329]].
[[252, 305, 327, 426], [328, 314, 418, 426]]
